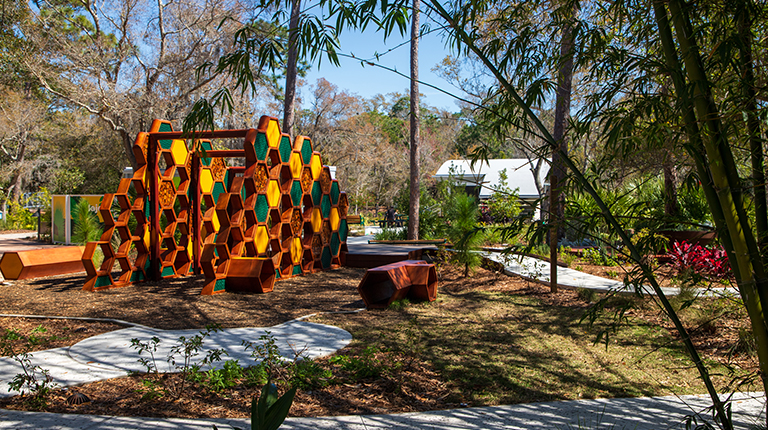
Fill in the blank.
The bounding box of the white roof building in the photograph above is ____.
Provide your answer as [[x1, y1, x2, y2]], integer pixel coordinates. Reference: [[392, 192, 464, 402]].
[[432, 159, 549, 200]]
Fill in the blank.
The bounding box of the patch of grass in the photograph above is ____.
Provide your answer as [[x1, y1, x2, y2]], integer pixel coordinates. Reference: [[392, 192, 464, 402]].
[[314, 277, 749, 408]]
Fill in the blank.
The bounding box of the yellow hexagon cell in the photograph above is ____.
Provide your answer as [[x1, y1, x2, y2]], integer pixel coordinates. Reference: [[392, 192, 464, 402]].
[[266, 180, 281, 207], [187, 238, 194, 258], [311, 208, 322, 233], [289, 152, 303, 179], [256, 225, 270, 254], [330, 207, 340, 231], [291, 237, 302, 265], [200, 168, 214, 194], [143, 225, 150, 251], [212, 210, 220, 232], [267, 118, 280, 148], [170, 139, 188, 166], [310, 154, 322, 180]]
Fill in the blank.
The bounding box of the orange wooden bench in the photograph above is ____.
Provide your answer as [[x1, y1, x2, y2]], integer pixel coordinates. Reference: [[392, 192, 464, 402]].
[[357, 259, 438, 309], [0, 246, 85, 280]]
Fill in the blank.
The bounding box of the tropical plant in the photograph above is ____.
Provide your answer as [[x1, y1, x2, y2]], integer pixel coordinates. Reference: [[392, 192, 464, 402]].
[[446, 190, 482, 277], [70, 198, 101, 245], [667, 241, 731, 280]]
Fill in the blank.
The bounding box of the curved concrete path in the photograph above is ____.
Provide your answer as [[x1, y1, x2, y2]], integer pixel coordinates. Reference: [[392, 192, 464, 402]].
[[483, 251, 739, 297], [0, 319, 351, 397], [0, 392, 764, 429]]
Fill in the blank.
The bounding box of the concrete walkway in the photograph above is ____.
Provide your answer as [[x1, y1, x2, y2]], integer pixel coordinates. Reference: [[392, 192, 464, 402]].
[[483, 251, 740, 297], [0, 392, 764, 429], [0, 319, 352, 397]]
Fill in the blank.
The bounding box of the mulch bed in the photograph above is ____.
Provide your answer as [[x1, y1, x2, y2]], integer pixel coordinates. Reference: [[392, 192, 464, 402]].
[[0, 268, 368, 329], [0, 261, 755, 418]]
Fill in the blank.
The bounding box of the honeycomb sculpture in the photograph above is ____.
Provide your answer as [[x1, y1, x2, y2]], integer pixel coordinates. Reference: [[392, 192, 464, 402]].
[[82, 116, 348, 295]]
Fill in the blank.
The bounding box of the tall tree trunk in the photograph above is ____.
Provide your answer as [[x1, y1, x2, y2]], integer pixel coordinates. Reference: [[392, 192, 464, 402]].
[[549, 0, 576, 293], [283, 0, 301, 136], [736, 0, 768, 256], [408, 0, 420, 240], [662, 155, 679, 218]]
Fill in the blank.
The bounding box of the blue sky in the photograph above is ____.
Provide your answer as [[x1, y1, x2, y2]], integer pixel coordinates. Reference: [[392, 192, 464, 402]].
[[301, 26, 465, 112]]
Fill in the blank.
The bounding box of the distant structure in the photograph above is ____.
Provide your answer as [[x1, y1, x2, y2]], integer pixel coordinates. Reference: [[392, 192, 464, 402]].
[[432, 159, 549, 218]]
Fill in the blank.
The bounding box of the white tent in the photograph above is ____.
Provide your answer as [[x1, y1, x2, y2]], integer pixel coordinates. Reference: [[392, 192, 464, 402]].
[[432, 159, 549, 200]]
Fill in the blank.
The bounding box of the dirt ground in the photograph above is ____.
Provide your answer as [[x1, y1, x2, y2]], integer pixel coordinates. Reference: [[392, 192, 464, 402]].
[[0, 258, 754, 419], [0, 268, 368, 329]]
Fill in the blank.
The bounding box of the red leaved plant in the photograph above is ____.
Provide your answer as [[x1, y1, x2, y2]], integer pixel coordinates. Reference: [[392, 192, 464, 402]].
[[667, 241, 730, 279]]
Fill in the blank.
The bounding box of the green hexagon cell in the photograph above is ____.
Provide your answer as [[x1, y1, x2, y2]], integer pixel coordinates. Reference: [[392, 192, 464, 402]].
[[339, 219, 348, 241], [256, 194, 269, 223], [300, 138, 312, 165], [290, 181, 302, 207], [321, 246, 332, 269], [158, 121, 173, 150], [330, 181, 340, 205], [311, 181, 322, 205], [212, 181, 227, 204], [279, 135, 292, 163], [255, 132, 269, 161], [330, 232, 340, 256], [199, 140, 213, 166], [321, 194, 331, 218]]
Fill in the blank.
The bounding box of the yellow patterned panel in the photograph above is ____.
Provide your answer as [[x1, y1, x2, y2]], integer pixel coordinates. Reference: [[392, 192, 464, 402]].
[[311, 208, 322, 233], [256, 225, 269, 254], [310, 153, 322, 180], [212, 210, 220, 232], [291, 237, 302, 265], [170, 139, 188, 166], [200, 169, 214, 194], [330, 207, 340, 231], [289, 152, 302, 179], [267, 118, 280, 148], [267, 180, 280, 207]]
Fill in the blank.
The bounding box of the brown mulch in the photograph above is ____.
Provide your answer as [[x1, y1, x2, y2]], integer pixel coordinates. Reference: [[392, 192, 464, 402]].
[[0, 268, 367, 330], [0, 261, 754, 418]]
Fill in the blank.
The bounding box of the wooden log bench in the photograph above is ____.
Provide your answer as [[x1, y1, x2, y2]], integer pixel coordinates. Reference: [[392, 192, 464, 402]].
[[0, 246, 85, 280], [357, 259, 438, 309]]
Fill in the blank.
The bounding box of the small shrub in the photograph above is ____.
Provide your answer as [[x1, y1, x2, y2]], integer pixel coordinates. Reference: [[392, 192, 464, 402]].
[[577, 288, 598, 303], [582, 248, 618, 267], [289, 358, 333, 390], [328, 346, 389, 381], [204, 360, 244, 392], [559, 247, 577, 267], [1, 327, 57, 409], [374, 227, 407, 241]]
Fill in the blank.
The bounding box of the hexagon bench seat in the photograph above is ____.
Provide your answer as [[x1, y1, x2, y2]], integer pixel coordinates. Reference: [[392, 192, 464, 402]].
[[0, 246, 85, 280], [357, 259, 438, 309], [224, 257, 276, 294]]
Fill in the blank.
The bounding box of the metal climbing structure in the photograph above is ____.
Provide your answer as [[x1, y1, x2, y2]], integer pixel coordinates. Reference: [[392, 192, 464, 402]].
[[82, 115, 350, 295]]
